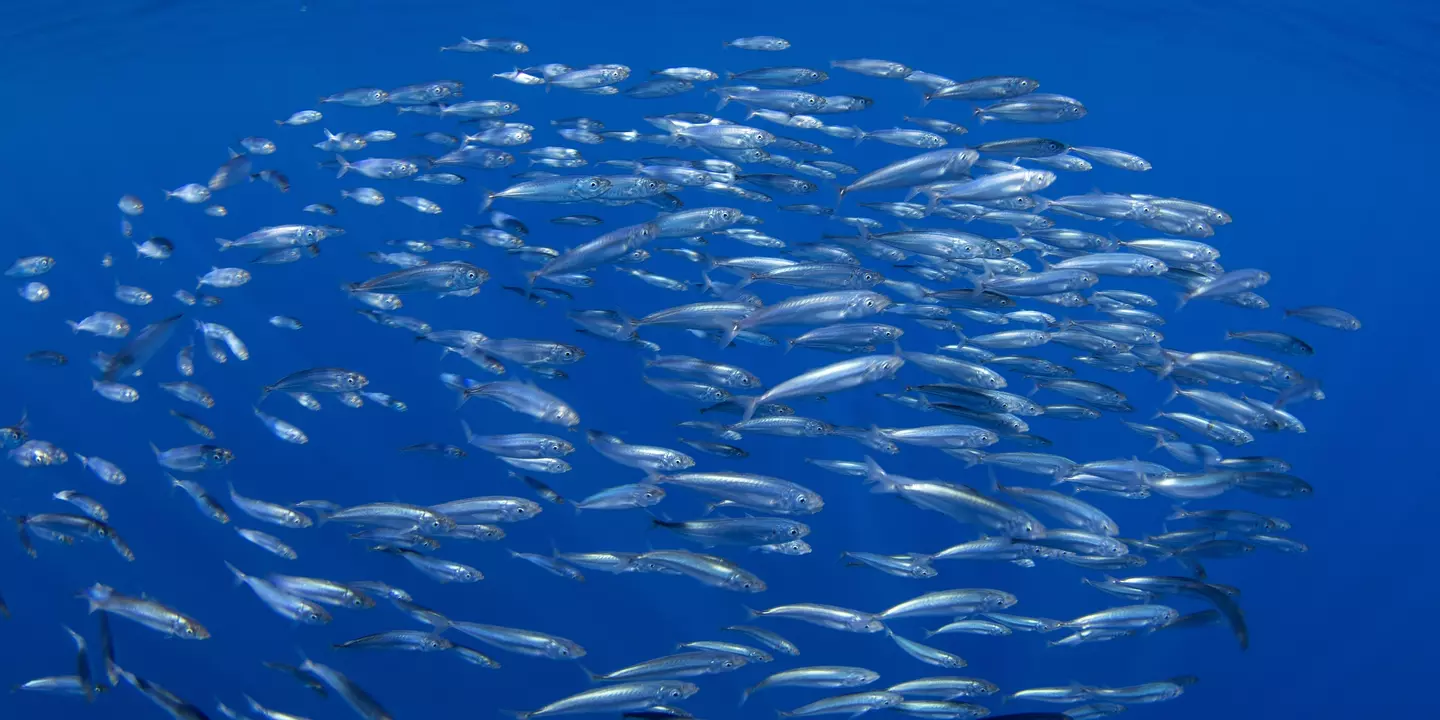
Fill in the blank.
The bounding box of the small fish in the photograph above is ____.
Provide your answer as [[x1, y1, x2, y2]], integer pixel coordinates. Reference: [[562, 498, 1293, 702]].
[[237, 528, 298, 560], [18, 282, 49, 302], [276, 110, 322, 125], [230, 483, 310, 528], [26, 350, 67, 365], [197, 267, 252, 290], [169, 410, 215, 439], [171, 475, 230, 523], [725, 36, 791, 51]]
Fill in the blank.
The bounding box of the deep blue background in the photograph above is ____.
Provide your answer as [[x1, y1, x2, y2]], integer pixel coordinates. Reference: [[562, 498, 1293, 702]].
[[2, 1, 1436, 718]]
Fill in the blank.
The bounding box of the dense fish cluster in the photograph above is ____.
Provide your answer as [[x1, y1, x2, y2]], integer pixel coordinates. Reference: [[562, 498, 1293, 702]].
[[4, 31, 1358, 720]]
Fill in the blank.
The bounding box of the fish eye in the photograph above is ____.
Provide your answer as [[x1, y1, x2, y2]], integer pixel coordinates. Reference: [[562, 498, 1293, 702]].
[[796, 495, 808, 504], [467, 271, 478, 280], [184, 627, 195, 636]]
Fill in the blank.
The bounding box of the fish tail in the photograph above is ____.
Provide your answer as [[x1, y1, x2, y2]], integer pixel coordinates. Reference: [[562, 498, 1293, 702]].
[[861, 455, 897, 494], [477, 189, 494, 213], [1154, 356, 1176, 380], [718, 321, 743, 350], [1164, 381, 1181, 404], [523, 270, 541, 288], [65, 320, 80, 333], [223, 561, 246, 585], [214, 238, 233, 251], [334, 154, 350, 179]]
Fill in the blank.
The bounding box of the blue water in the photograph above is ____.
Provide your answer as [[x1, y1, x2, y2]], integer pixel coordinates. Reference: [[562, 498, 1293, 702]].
[[2, 1, 1435, 718]]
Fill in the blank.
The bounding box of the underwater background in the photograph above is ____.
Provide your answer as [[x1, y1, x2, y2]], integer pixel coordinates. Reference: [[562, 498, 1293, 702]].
[[2, 1, 1437, 719]]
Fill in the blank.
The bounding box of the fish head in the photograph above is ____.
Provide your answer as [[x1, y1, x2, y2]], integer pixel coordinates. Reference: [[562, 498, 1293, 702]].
[[204, 447, 235, 466], [726, 370, 759, 389], [635, 486, 666, 506], [789, 488, 823, 513], [856, 269, 885, 287], [546, 404, 581, 428], [1011, 78, 1041, 94], [1130, 200, 1160, 220], [663, 452, 696, 471], [849, 292, 891, 316], [910, 564, 939, 579], [573, 176, 611, 198], [662, 682, 699, 701], [870, 356, 907, 381], [507, 501, 543, 522], [175, 618, 210, 639], [338, 371, 368, 391], [551, 639, 585, 659], [710, 654, 747, 672], [854, 616, 887, 633], [728, 572, 766, 593]]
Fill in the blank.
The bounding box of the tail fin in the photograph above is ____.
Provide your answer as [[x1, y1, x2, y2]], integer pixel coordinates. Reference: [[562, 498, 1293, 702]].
[[862, 455, 898, 494], [1163, 381, 1181, 404], [733, 395, 762, 422], [223, 561, 246, 585], [334, 154, 351, 179], [718, 321, 743, 349]]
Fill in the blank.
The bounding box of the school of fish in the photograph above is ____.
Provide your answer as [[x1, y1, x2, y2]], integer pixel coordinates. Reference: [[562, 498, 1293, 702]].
[[3, 31, 1360, 720]]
